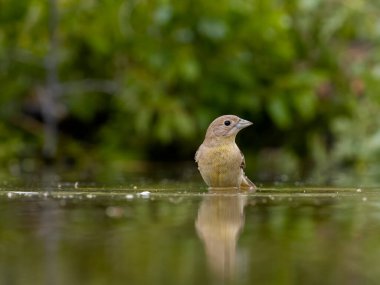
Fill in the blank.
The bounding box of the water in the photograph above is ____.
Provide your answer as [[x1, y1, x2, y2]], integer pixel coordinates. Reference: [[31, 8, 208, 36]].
[[1, 184, 380, 285]]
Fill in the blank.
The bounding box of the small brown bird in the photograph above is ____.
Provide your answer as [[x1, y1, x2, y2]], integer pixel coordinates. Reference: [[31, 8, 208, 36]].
[[195, 115, 256, 190]]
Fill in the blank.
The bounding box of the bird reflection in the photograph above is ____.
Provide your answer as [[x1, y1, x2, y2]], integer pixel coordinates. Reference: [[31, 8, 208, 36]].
[[195, 190, 247, 281]]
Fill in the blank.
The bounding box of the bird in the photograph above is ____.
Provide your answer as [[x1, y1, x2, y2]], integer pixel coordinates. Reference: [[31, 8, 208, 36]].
[[195, 115, 256, 190]]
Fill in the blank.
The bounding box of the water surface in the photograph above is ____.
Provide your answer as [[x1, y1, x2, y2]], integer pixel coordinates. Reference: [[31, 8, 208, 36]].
[[0, 184, 379, 285]]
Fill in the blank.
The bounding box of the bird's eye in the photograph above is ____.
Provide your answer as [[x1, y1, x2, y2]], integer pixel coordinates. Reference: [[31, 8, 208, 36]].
[[224, 120, 231, 126]]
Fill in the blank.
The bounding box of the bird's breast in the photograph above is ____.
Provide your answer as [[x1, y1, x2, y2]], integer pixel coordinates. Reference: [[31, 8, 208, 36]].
[[197, 143, 243, 187]]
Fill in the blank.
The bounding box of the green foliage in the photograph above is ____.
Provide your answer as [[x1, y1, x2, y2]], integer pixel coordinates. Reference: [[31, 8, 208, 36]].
[[0, 0, 379, 180]]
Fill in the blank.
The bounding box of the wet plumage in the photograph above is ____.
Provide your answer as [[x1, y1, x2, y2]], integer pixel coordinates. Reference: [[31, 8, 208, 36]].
[[195, 115, 256, 190]]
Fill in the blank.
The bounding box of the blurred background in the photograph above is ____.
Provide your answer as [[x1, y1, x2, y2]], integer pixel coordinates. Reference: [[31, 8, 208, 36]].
[[1, 0, 380, 185]]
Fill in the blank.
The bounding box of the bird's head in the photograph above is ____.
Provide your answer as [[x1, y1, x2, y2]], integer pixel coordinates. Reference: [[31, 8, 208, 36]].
[[205, 115, 252, 141]]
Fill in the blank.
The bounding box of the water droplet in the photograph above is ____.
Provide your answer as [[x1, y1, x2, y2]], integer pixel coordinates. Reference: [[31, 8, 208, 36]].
[[126, 194, 134, 200], [138, 191, 150, 198]]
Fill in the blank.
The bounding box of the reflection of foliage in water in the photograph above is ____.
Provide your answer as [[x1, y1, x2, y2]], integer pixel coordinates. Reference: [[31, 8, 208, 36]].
[[0, 190, 380, 284]]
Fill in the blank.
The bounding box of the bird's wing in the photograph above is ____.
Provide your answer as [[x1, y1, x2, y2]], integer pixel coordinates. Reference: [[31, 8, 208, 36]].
[[241, 174, 256, 190], [240, 150, 246, 169], [240, 151, 256, 190]]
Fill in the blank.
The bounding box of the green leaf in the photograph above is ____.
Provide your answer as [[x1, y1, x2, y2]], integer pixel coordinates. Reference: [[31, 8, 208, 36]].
[[293, 91, 317, 121], [267, 96, 292, 129]]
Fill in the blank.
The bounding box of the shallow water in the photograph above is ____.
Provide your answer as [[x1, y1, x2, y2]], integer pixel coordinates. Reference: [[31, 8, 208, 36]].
[[1, 183, 380, 285]]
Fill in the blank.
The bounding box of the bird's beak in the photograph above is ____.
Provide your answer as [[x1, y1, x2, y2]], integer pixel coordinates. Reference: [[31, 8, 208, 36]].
[[236, 119, 253, 129]]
